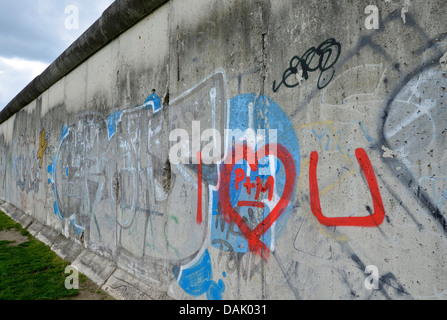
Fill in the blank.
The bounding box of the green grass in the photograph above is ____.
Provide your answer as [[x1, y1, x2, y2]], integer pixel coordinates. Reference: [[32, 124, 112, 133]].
[[0, 210, 83, 300]]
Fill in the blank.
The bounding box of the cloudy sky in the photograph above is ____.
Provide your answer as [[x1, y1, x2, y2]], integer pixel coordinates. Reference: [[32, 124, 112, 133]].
[[0, 0, 115, 110]]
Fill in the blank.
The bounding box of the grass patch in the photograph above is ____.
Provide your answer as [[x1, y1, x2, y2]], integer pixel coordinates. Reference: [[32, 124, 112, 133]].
[[0, 210, 83, 300]]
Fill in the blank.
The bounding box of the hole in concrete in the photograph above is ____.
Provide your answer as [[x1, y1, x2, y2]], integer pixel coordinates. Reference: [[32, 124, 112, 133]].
[[113, 172, 121, 205], [163, 158, 171, 192]]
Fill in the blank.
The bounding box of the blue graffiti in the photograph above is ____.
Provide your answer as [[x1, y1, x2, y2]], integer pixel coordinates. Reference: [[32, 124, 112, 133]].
[[177, 249, 225, 300], [69, 214, 84, 236], [59, 124, 69, 145], [107, 110, 122, 140], [47, 125, 68, 220], [143, 91, 162, 114]]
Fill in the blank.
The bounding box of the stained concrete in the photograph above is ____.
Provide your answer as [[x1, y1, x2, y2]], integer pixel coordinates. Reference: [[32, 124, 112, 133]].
[[1, 0, 447, 300]]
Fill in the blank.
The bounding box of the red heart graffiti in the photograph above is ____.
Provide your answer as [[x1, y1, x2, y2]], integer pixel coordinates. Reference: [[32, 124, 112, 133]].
[[219, 143, 296, 260]]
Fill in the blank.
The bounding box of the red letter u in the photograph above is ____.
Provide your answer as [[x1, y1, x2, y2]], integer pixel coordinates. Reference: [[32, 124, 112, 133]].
[[309, 148, 385, 227]]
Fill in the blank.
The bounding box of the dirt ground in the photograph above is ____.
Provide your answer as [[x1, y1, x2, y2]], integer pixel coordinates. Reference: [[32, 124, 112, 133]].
[[64, 276, 114, 300], [0, 229, 29, 246], [0, 228, 114, 300]]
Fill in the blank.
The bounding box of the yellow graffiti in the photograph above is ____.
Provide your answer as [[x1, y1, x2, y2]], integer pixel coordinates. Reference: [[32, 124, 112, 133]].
[[294, 120, 358, 241], [294, 120, 355, 196], [37, 129, 47, 169]]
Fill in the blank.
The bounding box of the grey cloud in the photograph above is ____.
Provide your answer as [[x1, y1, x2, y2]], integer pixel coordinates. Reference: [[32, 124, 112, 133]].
[[0, 0, 114, 63], [0, 0, 114, 109]]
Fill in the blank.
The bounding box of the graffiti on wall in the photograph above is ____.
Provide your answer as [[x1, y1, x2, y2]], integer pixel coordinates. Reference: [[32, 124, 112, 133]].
[[45, 72, 226, 286], [309, 148, 385, 227], [2, 3, 447, 301], [382, 62, 447, 231], [272, 38, 341, 92], [37, 128, 48, 169], [42, 62, 393, 300], [211, 94, 300, 261]]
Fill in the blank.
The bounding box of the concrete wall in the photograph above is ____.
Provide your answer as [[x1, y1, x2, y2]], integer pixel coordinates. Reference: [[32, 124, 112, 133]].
[[1, 0, 447, 300]]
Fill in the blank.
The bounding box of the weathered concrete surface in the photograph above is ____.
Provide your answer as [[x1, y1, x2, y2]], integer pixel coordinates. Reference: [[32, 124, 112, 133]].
[[1, 0, 447, 300]]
